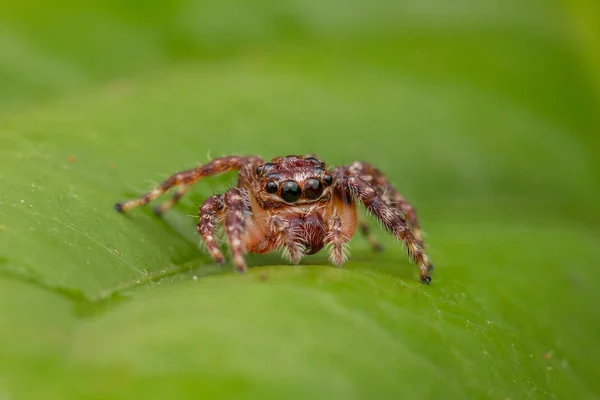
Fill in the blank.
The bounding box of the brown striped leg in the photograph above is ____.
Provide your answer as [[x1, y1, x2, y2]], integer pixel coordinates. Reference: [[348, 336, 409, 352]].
[[338, 161, 424, 247], [326, 215, 350, 266], [339, 176, 433, 284], [114, 155, 263, 213], [223, 188, 250, 272], [153, 184, 191, 215], [270, 216, 305, 264], [197, 194, 225, 264], [358, 218, 384, 252]]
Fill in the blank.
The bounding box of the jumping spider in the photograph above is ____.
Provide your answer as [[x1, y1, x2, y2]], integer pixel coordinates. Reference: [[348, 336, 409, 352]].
[[115, 155, 433, 283]]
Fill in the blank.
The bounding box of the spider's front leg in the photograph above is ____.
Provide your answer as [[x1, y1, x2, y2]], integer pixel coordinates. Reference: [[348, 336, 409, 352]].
[[197, 194, 226, 264], [114, 155, 263, 214], [222, 188, 251, 272], [338, 161, 424, 247], [339, 176, 433, 283], [326, 214, 351, 266]]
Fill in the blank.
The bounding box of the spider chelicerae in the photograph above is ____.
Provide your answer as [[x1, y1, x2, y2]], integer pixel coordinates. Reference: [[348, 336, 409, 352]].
[[115, 155, 433, 283]]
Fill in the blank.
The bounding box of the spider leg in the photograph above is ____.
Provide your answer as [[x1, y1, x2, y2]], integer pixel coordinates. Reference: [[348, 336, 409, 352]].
[[114, 156, 263, 213], [270, 216, 305, 264], [153, 184, 192, 215], [336, 161, 424, 247], [339, 176, 433, 284], [223, 188, 251, 272], [326, 215, 350, 266], [197, 194, 225, 264], [358, 218, 384, 252]]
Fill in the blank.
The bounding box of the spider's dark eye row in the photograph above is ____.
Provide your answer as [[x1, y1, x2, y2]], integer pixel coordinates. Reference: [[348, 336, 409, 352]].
[[304, 178, 323, 200], [266, 176, 331, 202], [281, 181, 301, 202], [256, 163, 275, 176], [305, 157, 322, 168], [266, 181, 278, 193]]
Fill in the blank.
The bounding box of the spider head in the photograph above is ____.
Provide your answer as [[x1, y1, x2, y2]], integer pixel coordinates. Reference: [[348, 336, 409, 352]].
[[253, 155, 334, 206]]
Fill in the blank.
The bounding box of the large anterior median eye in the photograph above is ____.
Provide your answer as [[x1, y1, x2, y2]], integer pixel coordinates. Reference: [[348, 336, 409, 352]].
[[304, 178, 323, 199], [281, 181, 301, 202]]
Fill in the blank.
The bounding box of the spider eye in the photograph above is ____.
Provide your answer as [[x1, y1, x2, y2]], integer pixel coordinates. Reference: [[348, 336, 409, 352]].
[[281, 181, 301, 202], [304, 178, 323, 200], [257, 163, 275, 176], [323, 174, 333, 186], [305, 157, 322, 167], [266, 181, 278, 194]]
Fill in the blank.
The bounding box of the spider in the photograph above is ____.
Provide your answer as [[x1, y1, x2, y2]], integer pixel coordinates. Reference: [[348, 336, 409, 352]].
[[114, 155, 433, 283]]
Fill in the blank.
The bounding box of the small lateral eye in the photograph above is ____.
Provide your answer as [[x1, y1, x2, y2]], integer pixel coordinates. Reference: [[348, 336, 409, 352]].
[[323, 174, 333, 186], [305, 157, 322, 167], [305, 178, 323, 200], [266, 181, 278, 193], [257, 163, 275, 176]]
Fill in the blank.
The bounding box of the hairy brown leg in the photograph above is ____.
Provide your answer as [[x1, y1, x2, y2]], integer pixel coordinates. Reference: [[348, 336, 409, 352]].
[[197, 194, 225, 264], [114, 155, 263, 213], [339, 176, 433, 284], [153, 184, 192, 215], [223, 188, 250, 272], [270, 216, 305, 264], [337, 161, 424, 247], [358, 218, 384, 253], [326, 215, 350, 266]]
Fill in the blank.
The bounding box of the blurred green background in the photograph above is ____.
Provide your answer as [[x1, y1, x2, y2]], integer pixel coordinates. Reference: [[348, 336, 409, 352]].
[[1, 0, 599, 399]]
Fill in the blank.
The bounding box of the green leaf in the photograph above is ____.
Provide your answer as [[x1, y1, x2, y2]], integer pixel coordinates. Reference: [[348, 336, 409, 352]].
[[1, 1, 599, 399]]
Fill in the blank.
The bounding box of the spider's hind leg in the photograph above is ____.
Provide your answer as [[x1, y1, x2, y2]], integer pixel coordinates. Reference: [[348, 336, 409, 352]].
[[153, 184, 192, 216], [358, 218, 384, 253]]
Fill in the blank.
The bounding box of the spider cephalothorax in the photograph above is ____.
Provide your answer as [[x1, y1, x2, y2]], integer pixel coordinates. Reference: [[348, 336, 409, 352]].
[[252, 156, 334, 208], [115, 154, 433, 283]]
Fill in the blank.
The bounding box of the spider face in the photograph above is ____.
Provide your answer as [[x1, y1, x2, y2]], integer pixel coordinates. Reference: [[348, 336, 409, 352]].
[[253, 155, 334, 206]]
